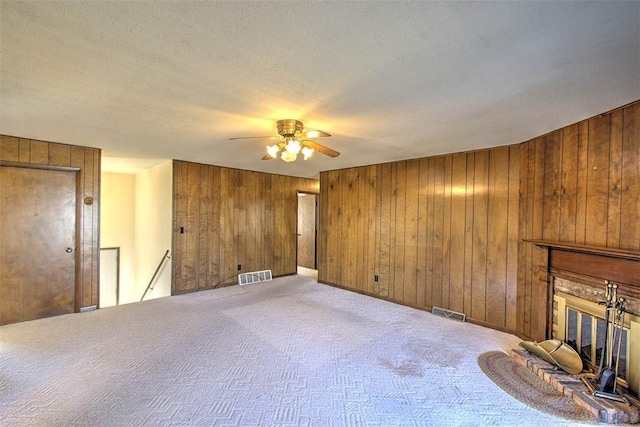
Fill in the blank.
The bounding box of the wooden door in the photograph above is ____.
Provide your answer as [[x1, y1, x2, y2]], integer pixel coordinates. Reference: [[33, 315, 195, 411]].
[[297, 193, 317, 269], [0, 166, 77, 325]]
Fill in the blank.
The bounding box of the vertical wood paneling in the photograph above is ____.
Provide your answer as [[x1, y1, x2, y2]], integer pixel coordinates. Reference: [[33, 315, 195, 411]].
[[441, 156, 453, 310], [317, 100, 638, 341], [318, 173, 328, 281], [0, 135, 19, 161], [425, 157, 439, 307], [235, 170, 247, 275], [542, 131, 562, 241], [378, 163, 392, 297], [607, 110, 623, 249], [621, 103, 640, 250], [575, 121, 590, 245], [471, 151, 488, 322], [346, 168, 358, 289], [172, 161, 317, 294], [449, 153, 466, 314], [273, 175, 286, 275], [486, 147, 509, 327], [388, 164, 397, 298], [462, 153, 475, 316], [30, 140, 49, 165], [416, 158, 429, 308], [318, 144, 520, 331], [560, 124, 579, 242], [246, 171, 258, 272], [516, 143, 530, 335], [585, 116, 611, 246], [518, 101, 640, 340], [355, 168, 365, 290], [263, 173, 275, 274], [49, 143, 71, 167], [336, 172, 346, 286], [533, 135, 549, 340], [404, 159, 420, 305], [326, 174, 337, 284], [18, 139, 30, 163], [432, 157, 445, 310], [221, 168, 236, 285], [186, 162, 200, 288], [366, 166, 377, 294], [392, 162, 406, 300], [198, 165, 213, 289], [506, 146, 520, 331], [0, 135, 100, 310]]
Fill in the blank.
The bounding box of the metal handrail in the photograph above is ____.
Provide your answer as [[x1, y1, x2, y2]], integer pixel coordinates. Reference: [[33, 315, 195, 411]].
[[141, 250, 170, 302]]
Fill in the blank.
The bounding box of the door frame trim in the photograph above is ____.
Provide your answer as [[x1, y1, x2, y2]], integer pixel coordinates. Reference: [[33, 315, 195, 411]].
[[296, 190, 319, 270]]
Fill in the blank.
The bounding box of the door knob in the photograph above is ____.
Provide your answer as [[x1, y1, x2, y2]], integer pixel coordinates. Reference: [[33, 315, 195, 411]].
[[66, 247, 73, 253]]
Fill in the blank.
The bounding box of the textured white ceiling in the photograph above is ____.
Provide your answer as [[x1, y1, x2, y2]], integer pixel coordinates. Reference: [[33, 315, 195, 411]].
[[1, 1, 638, 177]]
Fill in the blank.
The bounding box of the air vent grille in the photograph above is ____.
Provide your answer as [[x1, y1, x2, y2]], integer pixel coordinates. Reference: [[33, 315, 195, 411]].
[[238, 270, 272, 286], [431, 306, 466, 322]]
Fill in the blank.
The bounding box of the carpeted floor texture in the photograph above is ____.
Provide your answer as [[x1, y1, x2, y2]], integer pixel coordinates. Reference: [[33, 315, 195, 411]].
[[0, 275, 614, 426]]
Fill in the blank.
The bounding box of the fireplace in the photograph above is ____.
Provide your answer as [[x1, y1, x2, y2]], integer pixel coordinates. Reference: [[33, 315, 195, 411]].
[[554, 281, 639, 396], [528, 240, 640, 398]]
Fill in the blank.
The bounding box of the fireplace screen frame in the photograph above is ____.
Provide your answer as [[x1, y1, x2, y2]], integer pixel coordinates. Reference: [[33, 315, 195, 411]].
[[555, 291, 639, 396]]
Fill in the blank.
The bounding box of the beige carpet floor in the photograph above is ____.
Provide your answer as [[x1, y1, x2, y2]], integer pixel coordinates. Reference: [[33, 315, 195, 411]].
[[0, 275, 608, 426]]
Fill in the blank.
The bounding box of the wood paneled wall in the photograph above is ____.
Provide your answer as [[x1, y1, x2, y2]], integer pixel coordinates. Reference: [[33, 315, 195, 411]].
[[319, 101, 639, 341], [0, 135, 101, 309], [172, 160, 318, 294], [319, 146, 521, 332], [518, 101, 640, 339]]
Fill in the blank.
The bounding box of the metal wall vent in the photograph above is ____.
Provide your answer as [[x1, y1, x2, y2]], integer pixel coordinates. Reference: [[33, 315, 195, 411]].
[[238, 270, 272, 286], [432, 306, 466, 322]]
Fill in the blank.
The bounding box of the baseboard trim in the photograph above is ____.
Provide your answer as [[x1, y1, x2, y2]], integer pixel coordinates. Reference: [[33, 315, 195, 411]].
[[317, 279, 527, 339]]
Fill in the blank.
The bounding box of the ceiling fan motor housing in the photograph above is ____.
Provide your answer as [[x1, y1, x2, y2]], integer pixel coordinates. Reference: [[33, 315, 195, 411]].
[[277, 119, 304, 137]]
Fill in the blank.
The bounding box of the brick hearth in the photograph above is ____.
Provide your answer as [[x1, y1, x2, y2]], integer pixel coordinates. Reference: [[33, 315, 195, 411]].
[[511, 349, 639, 424]]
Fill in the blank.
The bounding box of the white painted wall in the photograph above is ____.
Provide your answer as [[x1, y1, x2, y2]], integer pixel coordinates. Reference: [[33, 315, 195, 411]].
[[100, 172, 135, 306], [134, 160, 173, 301], [100, 160, 172, 306]]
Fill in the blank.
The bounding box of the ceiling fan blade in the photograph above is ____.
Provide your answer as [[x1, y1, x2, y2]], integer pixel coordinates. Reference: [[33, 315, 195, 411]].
[[299, 130, 331, 138], [229, 135, 281, 141], [301, 140, 340, 158]]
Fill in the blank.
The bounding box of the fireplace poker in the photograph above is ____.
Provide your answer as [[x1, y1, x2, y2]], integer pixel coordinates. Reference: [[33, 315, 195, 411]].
[[599, 297, 622, 393], [612, 298, 626, 392], [593, 297, 629, 405], [595, 281, 616, 381]]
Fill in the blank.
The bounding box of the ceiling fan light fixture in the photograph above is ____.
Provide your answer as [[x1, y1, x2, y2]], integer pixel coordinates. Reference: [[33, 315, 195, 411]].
[[266, 144, 280, 158], [284, 138, 301, 154], [231, 119, 339, 162], [281, 150, 297, 162], [301, 147, 314, 160]]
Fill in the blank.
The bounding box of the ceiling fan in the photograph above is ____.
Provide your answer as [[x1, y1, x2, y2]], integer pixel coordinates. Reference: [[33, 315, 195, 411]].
[[229, 119, 340, 162]]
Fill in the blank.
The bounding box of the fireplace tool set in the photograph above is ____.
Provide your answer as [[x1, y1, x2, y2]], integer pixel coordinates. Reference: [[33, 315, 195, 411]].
[[582, 281, 630, 405]]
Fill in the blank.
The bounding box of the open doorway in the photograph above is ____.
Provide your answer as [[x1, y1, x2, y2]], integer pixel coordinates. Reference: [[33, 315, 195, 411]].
[[297, 192, 318, 280], [100, 159, 173, 306]]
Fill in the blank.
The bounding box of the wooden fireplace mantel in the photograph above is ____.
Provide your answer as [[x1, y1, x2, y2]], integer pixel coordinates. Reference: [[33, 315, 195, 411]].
[[524, 239, 640, 290]]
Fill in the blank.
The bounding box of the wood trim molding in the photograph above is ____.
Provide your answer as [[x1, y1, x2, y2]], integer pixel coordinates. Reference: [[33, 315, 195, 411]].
[[0, 160, 80, 172], [523, 239, 640, 261], [525, 239, 640, 289]]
